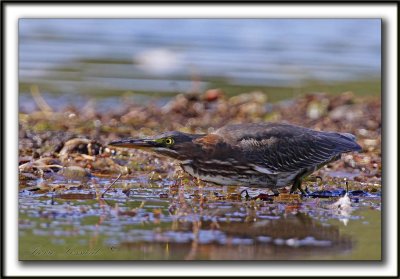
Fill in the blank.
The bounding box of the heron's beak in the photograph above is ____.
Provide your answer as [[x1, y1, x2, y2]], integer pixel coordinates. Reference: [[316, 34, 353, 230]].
[[108, 138, 156, 149]]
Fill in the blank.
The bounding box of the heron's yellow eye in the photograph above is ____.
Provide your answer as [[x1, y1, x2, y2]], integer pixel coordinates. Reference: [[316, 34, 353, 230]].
[[165, 137, 174, 146]]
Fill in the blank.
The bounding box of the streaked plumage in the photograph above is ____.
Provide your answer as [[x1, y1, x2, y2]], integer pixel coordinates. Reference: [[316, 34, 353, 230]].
[[109, 123, 362, 194]]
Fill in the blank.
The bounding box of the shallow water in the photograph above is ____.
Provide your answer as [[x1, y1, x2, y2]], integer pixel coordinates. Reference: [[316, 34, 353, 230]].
[[19, 175, 381, 260]]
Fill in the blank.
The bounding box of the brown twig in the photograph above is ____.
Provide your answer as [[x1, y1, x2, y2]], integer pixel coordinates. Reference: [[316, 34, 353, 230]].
[[101, 173, 122, 198]]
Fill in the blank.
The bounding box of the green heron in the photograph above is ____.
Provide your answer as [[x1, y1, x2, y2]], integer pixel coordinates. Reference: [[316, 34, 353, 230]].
[[109, 123, 361, 195]]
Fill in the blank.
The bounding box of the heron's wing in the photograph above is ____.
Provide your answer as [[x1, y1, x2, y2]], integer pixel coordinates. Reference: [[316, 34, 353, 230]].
[[216, 124, 361, 173]]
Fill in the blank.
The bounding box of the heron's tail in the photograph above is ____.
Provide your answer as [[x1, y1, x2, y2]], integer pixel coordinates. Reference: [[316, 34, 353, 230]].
[[325, 132, 362, 152]]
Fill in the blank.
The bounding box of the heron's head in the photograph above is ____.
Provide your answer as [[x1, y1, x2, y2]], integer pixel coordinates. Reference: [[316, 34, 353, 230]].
[[109, 131, 204, 160]]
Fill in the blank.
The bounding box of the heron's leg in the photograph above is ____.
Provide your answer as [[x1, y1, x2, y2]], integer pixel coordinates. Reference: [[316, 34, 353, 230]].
[[290, 177, 307, 196]]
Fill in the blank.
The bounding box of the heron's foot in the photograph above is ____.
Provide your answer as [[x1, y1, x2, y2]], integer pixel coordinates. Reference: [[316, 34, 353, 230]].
[[299, 187, 310, 197], [290, 178, 310, 197], [271, 189, 280, 196]]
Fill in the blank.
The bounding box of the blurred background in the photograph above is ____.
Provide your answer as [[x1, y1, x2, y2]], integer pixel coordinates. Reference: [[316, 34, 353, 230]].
[[19, 19, 381, 111]]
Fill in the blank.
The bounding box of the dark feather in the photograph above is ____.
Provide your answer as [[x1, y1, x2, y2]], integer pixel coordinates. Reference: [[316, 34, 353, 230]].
[[214, 123, 361, 173]]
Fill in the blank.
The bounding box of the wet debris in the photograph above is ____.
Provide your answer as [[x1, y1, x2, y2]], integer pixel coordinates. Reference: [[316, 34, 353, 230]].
[[54, 192, 96, 200], [327, 193, 354, 226], [58, 138, 104, 160], [308, 189, 346, 198], [251, 193, 275, 201], [59, 166, 92, 181], [19, 157, 62, 173], [330, 193, 352, 211], [274, 193, 302, 202]]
